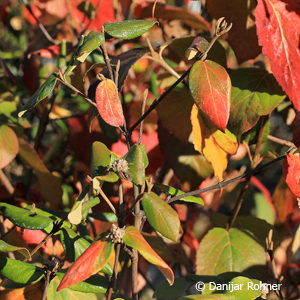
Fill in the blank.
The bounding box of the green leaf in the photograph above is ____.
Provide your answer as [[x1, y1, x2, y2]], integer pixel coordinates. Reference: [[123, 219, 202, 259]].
[[103, 20, 157, 39], [155, 183, 204, 205], [0, 125, 19, 169], [18, 73, 57, 117], [0, 203, 53, 230], [60, 228, 112, 275], [124, 144, 148, 185], [89, 212, 118, 223], [77, 31, 104, 62], [91, 141, 111, 177], [94, 172, 119, 183], [56, 272, 109, 294], [82, 195, 100, 220], [47, 276, 99, 300], [142, 192, 181, 242], [196, 228, 266, 275], [229, 68, 285, 138], [0, 240, 31, 260], [0, 258, 44, 285]]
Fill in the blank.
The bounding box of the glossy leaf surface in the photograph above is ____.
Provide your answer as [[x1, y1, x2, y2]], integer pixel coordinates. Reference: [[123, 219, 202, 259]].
[[196, 228, 266, 275], [78, 31, 104, 56], [142, 192, 181, 241], [0, 240, 31, 260], [91, 141, 112, 176], [57, 240, 113, 290], [0, 203, 53, 230], [229, 68, 285, 138], [189, 60, 231, 131], [0, 125, 19, 169], [123, 226, 174, 285], [0, 258, 44, 285], [95, 78, 124, 127], [18, 73, 57, 117], [283, 154, 300, 197], [124, 144, 148, 185], [103, 20, 157, 39], [256, 0, 300, 111]]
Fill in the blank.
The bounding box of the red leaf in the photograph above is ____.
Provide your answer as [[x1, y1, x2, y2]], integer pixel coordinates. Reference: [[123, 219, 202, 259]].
[[293, 113, 300, 150], [95, 79, 124, 127], [283, 154, 300, 198], [255, 0, 300, 111], [189, 60, 231, 131], [57, 240, 113, 291]]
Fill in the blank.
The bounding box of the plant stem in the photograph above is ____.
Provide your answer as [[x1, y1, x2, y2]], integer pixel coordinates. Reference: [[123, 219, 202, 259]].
[[268, 135, 295, 148], [98, 186, 116, 214], [0, 169, 14, 195]]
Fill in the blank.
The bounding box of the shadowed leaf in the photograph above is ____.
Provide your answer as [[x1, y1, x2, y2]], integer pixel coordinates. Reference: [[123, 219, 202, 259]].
[[283, 154, 300, 198]]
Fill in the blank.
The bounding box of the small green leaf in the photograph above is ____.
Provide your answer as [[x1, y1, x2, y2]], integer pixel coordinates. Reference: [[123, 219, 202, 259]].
[[89, 212, 118, 223], [18, 73, 57, 117], [142, 192, 181, 242], [0, 203, 53, 230], [0, 258, 44, 285], [91, 141, 111, 177], [68, 201, 83, 225], [155, 183, 204, 205], [103, 20, 157, 39], [0, 240, 31, 260], [124, 144, 148, 185], [82, 195, 100, 220], [56, 272, 109, 294], [94, 172, 119, 183]]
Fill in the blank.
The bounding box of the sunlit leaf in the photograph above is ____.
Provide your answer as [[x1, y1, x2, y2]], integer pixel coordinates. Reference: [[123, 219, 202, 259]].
[[103, 20, 157, 39], [142, 192, 181, 241], [189, 60, 231, 131], [91, 141, 112, 177], [123, 226, 174, 285], [0, 240, 31, 260], [95, 78, 124, 127], [0, 125, 19, 169]]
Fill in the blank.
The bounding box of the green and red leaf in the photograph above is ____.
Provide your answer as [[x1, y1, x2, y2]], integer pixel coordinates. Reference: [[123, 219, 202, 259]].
[[0, 125, 19, 169], [57, 240, 113, 291], [123, 226, 174, 285], [95, 78, 124, 127], [283, 154, 300, 198], [189, 60, 231, 131], [255, 0, 300, 111], [142, 192, 181, 242]]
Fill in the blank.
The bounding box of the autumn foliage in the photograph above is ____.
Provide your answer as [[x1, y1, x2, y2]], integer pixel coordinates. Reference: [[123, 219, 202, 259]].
[[0, 0, 300, 300]]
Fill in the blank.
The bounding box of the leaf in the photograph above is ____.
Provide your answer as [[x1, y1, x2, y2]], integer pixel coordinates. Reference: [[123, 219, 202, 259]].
[[57, 240, 113, 291], [157, 88, 194, 143], [91, 141, 112, 177], [272, 177, 297, 223], [103, 20, 157, 39], [0, 203, 53, 230], [293, 113, 300, 150], [124, 144, 149, 185], [0, 257, 44, 285], [155, 183, 204, 205], [255, 0, 300, 111], [18, 73, 57, 117], [191, 105, 228, 180], [206, 0, 260, 63], [0, 125, 19, 169], [18, 138, 62, 208], [55, 272, 108, 294], [142, 192, 181, 242], [48, 276, 99, 300], [186, 36, 210, 60], [95, 78, 124, 127], [196, 228, 266, 275], [283, 154, 300, 198], [68, 201, 83, 225], [189, 60, 231, 131], [123, 226, 174, 285], [0, 240, 31, 260], [229, 68, 285, 138], [77, 31, 104, 62]]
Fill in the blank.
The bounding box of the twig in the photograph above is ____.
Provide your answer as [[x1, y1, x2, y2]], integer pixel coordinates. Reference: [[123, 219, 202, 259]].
[[268, 135, 295, 148], [138, 90, 148, 145], [168, 148, 294, 203], [98, 186, 116, 214], [129, 18, 232, 134], [0, 169, 14, 195], [100, 28, 114, 81], [22, 0, 55, 44]]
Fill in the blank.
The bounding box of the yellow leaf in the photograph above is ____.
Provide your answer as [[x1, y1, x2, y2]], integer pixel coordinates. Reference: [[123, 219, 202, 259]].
[[68, 201, 83, 225], [191, 104, 228, 180]]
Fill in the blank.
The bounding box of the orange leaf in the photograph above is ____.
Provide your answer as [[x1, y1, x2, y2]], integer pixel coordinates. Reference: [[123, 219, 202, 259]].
[[189, 60, 231, 131], [283, 154, 300, 198], [95, 78, 124, 127], [123, 226, 174, 285], [191, 105, 228, 180], [57, 240, 113, 291]]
